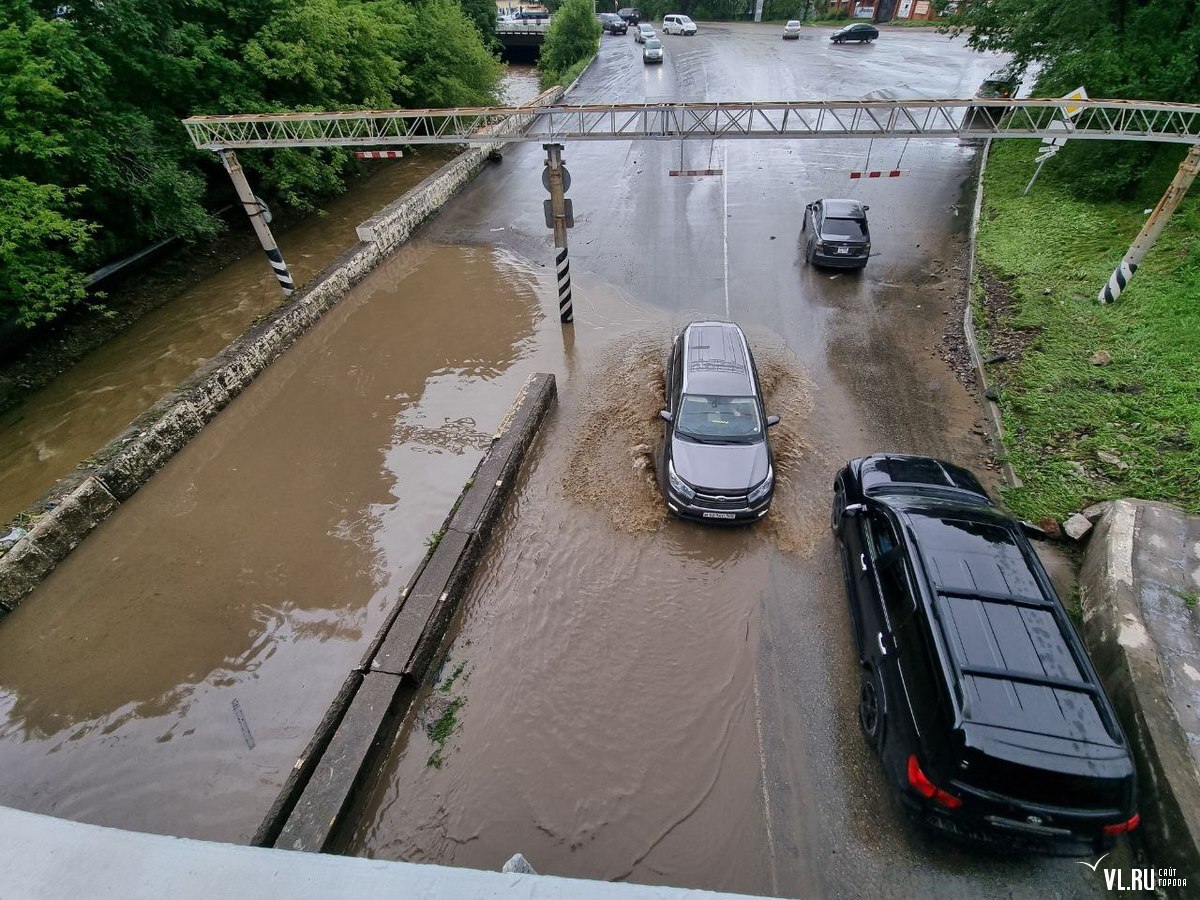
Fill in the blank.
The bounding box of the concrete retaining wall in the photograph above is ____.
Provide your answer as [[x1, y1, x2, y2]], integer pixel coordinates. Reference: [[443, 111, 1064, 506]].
[[1080, 500, 1200, 891], [0, 88, 564, 616], [256, 372, 556, 852]]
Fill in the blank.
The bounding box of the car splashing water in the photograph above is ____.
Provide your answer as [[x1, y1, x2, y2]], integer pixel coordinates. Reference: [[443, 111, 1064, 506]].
[[561, 327, 820, 554]]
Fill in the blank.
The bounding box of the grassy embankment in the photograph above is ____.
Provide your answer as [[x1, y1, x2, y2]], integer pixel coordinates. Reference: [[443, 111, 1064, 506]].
[[975, 140, 1200, 521]]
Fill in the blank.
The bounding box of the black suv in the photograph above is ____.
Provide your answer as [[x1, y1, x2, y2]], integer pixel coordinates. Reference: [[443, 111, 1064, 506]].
[[802, 198, 871, 269], [599, 12, 628, 33], [617, 6, 641, 24], [831, 454, 1139, 854], [659, 321, 779, 523]]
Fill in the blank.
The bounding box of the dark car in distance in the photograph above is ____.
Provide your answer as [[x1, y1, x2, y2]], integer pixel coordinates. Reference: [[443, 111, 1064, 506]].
[[617, 6, 641, 24], [659, 321, 779, 523], [599, 12, 628, 33], [802, 198, 871, 269], [831, 22, 878, 43], [831, 454, 1139, 854]]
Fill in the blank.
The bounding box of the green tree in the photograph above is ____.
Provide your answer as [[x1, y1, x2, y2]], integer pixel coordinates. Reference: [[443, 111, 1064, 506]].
[[538, 0, 599, 83], [0, 0, 505, 331], [457, 0, 499, 43], [949, 0, 1200, 197], [0, 178, 94, 326]]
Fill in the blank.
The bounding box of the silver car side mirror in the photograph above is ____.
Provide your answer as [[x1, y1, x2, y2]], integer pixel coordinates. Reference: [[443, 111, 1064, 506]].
[[766, 415, 780, 427], [659, 410, 673, 423]]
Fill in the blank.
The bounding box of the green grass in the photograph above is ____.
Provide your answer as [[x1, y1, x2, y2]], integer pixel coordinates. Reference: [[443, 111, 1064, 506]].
[[426, 696, 465, 769], [976, 140, 1200, 521], [1180, 590, 1199, 610], [424, 527, 445, 552]]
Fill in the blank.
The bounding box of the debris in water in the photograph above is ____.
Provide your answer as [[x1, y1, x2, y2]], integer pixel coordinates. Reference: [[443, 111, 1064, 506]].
[[232, 699, 256, 750]]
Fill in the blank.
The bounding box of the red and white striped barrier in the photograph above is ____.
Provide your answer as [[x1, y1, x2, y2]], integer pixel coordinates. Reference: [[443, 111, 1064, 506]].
[[355, 150, 405, 159], [849, 169, 906, 179]]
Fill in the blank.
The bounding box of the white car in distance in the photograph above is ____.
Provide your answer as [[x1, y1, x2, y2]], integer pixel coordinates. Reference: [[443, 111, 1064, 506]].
[[662, 13, 696, 34]]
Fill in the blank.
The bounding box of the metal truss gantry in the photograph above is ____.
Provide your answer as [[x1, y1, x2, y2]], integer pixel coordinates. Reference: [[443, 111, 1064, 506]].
[[183, 97, 1200, 151]]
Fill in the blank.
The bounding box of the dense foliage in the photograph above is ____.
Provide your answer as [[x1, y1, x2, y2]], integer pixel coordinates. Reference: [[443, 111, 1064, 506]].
[[0, 0, 503, 328], [538, 0, 599, 85], [976, 140, 1200, 519], [948, 0, 1200, 198]]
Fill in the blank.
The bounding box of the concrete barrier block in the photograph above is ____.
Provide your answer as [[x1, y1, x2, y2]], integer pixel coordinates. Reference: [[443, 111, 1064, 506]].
[[275, 671, 409, 853], [97, 400, 206, 500], [0, 538, 56, 613], [18, 477, 119, 567], [370, 529, 474, 678]]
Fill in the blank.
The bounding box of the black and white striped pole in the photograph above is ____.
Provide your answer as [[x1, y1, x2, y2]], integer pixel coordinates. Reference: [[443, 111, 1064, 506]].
[[542, 143, 574, 324], [1099, 144, 1200, 303], [219, 149, 296, 297]]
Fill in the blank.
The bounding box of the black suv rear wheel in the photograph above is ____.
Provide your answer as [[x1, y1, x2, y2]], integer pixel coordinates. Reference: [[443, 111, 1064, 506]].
[[858, 668, 885, 752]]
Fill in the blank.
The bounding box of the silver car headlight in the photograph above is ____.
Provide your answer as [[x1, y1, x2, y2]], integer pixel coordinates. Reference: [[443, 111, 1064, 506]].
[[668, 461, 696, 501], [748, 466, 774, 504]]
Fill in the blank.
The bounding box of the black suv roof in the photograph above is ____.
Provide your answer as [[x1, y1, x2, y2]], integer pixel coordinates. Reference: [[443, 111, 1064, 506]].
[[879, 494, 1128, 766]]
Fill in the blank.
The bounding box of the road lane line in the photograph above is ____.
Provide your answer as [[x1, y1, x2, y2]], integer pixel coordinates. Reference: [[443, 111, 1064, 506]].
[[723, 145, 730, 317], [753, 666, 779, 895]]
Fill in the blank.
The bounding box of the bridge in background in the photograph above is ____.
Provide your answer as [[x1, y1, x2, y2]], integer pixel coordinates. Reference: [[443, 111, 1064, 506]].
[[183, 97, 1200, 148], [496, 19, 549, 50]]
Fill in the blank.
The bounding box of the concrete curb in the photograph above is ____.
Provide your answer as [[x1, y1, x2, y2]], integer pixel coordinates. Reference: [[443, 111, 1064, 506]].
[[961, 138, 1022, 489], [0, 89, 564, 616], [1079, 500, 1200, 891], [256, 373, 556, 853]]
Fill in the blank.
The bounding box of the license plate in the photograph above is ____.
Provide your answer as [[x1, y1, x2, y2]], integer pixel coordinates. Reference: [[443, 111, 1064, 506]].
[[836, 246, 850, 254], [702, 511, 737, 519]]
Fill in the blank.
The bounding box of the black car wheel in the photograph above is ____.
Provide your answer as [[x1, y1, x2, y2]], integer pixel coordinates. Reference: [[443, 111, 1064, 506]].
[[804, 240, 814, 265], [830, 484, 844, 534], [858, 668, 885, 752]]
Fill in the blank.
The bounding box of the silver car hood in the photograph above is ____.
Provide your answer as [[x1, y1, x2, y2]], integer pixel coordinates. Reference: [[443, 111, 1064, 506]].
[[671, 438, 769, 493]]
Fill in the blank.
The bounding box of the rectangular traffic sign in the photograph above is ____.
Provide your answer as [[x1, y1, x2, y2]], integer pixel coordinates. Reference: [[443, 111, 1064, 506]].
[[543, 199, 574, 229]]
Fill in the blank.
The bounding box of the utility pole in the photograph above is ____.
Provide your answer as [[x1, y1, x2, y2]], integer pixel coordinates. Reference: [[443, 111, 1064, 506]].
[[1099, 144, 1200, 303], [219, 150, 296, 297], [542, 143, 573, 324]]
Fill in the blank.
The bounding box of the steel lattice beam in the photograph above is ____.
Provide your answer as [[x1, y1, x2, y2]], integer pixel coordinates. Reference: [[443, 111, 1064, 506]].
[[183, 98, 1200, 150]]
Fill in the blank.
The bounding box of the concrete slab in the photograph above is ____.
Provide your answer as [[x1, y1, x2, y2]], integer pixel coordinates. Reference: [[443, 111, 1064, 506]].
[[3, 804, 761, 899], [276, 672, 408, 853], [371, 529, 474, 677], [1080, 499, 1200, 891]]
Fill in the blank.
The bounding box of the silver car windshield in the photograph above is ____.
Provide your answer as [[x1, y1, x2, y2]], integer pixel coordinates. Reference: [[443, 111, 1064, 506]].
[[645, 38, 662, 48], [677, 394, 762, 442]]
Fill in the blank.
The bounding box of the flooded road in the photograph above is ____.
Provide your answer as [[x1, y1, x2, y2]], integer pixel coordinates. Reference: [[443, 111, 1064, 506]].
[[0, 29, 1125, 898]]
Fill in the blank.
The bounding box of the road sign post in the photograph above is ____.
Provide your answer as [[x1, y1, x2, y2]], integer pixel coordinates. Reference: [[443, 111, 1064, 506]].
[[543, 143, 573, 324], [1099, 144, 1200, 303], [219, 149, 295, 297], [1023, 87, 1086, 196]]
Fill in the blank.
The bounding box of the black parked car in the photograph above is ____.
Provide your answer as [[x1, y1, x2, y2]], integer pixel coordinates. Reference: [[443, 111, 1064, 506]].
[[659, 321, 779, 523], [831, 454, 1139, 854], [599, 12, 628, 33], [831, 22, 878, 43], [617, 6, 641, 24], [802, 198, 871, 269]]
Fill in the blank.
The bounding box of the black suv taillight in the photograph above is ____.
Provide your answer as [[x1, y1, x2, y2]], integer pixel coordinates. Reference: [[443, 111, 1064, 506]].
[[907, 755, 962, 809], [1102, 814, 1140, 836]]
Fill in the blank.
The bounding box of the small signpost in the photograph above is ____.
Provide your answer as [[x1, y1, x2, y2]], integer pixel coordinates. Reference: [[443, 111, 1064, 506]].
[[542, 143, 574, 324], [1023, 86, 1087, 196]]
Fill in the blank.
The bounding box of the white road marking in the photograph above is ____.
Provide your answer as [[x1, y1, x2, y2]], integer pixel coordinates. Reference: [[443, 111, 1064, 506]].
[[753, 666, 779, 896], [723, 145, 730, 317]]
